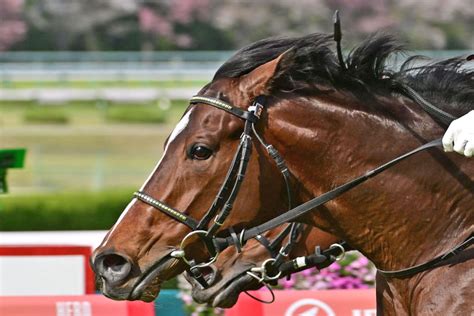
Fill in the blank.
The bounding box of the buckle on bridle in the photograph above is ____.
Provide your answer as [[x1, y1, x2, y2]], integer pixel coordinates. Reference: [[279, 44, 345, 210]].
[[248, 104, 263, 119], [248, 96, 265, 119], [213, 215, 224, 226], [278, 246, 290, 257]]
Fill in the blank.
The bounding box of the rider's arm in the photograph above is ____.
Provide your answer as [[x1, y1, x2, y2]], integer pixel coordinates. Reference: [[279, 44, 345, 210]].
[[442, 110, 474, 157]]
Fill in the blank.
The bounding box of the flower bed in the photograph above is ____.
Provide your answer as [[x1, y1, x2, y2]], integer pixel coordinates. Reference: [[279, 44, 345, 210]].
[[279, 252, 375, 290]]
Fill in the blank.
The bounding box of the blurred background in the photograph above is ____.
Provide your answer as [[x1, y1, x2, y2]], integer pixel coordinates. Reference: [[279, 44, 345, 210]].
[[0, 0, 472, 315], [1, 0, 472, 194]]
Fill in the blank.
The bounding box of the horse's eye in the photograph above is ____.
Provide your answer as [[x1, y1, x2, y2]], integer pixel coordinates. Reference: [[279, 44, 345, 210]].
[[190, 145, 213, 160]]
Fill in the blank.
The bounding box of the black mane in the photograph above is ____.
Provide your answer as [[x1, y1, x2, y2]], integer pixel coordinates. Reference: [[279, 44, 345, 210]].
[[214, 32, 473, 122], [395, 57, 473, 118]]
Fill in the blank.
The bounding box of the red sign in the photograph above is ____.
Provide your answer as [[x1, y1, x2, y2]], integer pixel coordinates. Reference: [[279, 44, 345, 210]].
[[0, 295, 154, 316], [0, 245, 95, 295], [226, 289, 376, 316]]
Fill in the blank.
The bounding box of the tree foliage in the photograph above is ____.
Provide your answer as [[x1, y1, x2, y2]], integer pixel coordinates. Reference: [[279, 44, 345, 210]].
[[3, 0, 473, 51]]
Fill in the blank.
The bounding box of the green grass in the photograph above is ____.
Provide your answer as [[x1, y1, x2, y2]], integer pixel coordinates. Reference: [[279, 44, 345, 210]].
[[1, 100, 190, 193], [0, 99, 188, 127], [0, 188, 134, 231]]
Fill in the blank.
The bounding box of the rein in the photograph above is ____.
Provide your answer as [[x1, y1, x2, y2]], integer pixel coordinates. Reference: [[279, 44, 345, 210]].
[[122, 12, 473, 304]]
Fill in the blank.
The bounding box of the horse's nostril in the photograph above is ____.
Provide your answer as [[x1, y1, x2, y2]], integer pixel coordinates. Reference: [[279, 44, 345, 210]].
[[103, 254, 128, 272], [95, 253, 132, 285]]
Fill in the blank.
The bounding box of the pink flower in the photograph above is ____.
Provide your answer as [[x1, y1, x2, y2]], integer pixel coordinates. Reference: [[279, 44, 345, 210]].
[[329, 262, 341, 271], [139, 7, 172, 37], [180, 293, 193, 304], [278, 253, 375, 290], [170, 0, 210, 24], [313, 280, 329, 290], [281, 278, 295, 289]]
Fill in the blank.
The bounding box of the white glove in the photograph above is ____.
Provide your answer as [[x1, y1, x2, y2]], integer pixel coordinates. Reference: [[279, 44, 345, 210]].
[[442, 110, 474, 157]]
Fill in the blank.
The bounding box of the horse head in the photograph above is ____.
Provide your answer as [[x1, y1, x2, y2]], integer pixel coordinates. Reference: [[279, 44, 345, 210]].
[[91, 49, 298, 302], [92, 31, 473, 314]]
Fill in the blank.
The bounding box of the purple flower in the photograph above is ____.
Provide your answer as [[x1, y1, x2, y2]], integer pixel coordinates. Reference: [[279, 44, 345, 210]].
[[277, 253, 375, 290]]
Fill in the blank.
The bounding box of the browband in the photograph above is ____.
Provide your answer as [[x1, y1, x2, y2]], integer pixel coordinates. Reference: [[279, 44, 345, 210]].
[[190, 95, 263, 122]]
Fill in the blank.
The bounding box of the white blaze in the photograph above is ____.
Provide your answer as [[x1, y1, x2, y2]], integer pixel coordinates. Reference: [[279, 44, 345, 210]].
[[102, 108, 194, 246], [139, 108, 193, 190]]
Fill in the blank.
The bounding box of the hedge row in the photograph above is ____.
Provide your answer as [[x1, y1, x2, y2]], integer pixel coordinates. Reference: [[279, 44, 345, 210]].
[[0, 188, 135, 231], [23, 107, 70, 124], [20, 104, 171, 125], [105, 105, 167, 124]]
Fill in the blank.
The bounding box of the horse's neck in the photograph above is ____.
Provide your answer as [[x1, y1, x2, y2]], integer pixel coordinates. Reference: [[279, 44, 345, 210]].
[[266, 94, 473, 270]]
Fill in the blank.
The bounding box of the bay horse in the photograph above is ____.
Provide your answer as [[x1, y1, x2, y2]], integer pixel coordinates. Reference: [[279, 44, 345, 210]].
[[92, 32, 473, 314]]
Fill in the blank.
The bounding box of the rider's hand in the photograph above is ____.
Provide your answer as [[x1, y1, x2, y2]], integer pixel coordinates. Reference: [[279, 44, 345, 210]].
[[442, 110, 474, 157]]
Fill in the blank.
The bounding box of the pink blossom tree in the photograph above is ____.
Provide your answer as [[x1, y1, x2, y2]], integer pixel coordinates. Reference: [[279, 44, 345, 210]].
[[0, 0, 26, 51], [138, 0, 214, 50]]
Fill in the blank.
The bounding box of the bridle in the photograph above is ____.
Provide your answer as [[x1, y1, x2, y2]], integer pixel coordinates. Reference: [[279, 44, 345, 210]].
[[135, 94, 346, 289], [135, 94, 299, 288], [133, 90, 473, 290], [134, 94, 345, 289]]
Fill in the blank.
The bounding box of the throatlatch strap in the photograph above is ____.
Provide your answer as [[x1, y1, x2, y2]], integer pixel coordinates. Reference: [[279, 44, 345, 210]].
[[134, 191, 199, 230]]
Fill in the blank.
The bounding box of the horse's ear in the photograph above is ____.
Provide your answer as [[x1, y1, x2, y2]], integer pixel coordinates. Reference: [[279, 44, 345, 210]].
[[239, 48, 295, 99]]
